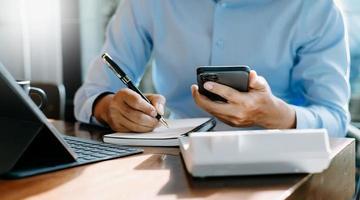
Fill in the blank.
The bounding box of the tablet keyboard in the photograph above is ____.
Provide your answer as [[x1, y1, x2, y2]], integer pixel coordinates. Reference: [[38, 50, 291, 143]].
[[63, 136, 143, 163]]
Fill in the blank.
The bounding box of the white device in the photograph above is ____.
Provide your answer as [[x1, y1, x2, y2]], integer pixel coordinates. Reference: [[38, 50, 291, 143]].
[[179, 129, 331, 177]]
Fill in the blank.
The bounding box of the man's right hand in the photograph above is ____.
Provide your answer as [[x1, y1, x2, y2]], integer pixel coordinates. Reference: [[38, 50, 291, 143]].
[[93, 88, 166, 133]]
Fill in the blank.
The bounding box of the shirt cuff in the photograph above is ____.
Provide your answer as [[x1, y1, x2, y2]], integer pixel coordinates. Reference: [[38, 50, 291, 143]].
[[291, 105, 315, 129], [90, 116, 107, 127], [77, 91, 113, 125], [91, 92, 114, 116]]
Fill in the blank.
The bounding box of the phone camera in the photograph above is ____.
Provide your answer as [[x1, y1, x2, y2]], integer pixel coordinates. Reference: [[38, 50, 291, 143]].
[[202, 73, 218, 82]]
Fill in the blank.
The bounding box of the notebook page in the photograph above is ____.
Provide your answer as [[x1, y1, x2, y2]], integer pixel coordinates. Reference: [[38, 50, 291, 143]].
[[109, 118, 210, 139]]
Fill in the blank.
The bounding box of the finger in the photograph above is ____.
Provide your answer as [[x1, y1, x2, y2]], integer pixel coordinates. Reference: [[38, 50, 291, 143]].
[[122, 89, 157, 117], [114, 109, 156, 133], [147, 94, 166, 115], [147, 94, 166, 105], [192, 85, 248, 118], [249, 70, 268, 91], [191, 84, 199, 97], [203, 81, 241, 102], [119, 102, 159, 128], [108, 118, 130, 132], [191, 84, 229, 115], [121, 114, 155, 133]]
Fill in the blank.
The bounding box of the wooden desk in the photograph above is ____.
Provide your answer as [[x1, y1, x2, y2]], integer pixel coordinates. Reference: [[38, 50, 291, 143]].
[[0, 120, 356, 200]]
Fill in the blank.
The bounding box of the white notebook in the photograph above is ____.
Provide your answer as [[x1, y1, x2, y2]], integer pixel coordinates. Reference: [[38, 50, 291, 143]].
[[103, 118, 215, 146]]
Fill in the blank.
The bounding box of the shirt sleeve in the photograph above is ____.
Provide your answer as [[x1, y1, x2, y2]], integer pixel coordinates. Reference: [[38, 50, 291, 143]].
[[290, 1, 350, 137], [74, 0, 153, 123]]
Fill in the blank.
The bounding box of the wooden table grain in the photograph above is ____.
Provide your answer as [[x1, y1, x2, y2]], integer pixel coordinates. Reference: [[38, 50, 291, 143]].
[[0, 120, 356, 200]]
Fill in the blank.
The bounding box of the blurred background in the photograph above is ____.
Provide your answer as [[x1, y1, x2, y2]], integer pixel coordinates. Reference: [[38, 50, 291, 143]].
[[0, 0, 359, 122]]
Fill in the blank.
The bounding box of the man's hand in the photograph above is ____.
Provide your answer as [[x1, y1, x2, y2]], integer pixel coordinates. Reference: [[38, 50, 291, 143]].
[[94, 89, 165, 133], [191, 70, 296, 129]]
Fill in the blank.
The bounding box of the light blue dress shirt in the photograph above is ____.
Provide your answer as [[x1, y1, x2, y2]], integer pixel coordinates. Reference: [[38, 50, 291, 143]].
[[74, 0, 350, 137]]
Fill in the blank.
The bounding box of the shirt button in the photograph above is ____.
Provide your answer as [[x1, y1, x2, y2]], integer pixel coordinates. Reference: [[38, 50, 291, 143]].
[[216, 40, 224, 48]]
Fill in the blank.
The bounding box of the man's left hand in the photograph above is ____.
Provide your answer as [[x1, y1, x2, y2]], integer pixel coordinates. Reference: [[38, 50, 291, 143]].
[[191, 70, 296, 129]]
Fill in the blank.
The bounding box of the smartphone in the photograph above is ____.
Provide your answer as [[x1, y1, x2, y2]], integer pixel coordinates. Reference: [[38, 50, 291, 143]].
[[196, 65, 251, 102]]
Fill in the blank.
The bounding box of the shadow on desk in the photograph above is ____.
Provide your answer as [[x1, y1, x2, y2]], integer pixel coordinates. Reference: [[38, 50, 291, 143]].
[[134, 154, 305, 199], [0, 167, 83, 199]]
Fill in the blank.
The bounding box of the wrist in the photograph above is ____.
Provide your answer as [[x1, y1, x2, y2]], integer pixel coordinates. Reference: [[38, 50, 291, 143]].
[[260, 95, 296, 129], [93, 94, 114, 125]]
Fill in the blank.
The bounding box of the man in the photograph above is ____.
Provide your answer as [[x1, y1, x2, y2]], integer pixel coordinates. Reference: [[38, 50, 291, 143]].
[[74, 0, 350, 137]]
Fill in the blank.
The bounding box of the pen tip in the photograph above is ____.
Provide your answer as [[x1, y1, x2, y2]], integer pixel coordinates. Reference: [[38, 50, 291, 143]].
[[160, 118, 170, 128]]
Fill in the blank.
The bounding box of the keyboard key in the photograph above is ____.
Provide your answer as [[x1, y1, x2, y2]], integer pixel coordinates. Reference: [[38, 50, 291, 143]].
[[99, 151, 118, 156], [62, 136, 142, 163], [111, 149, 129, 153], [91, 153, 107, 158]]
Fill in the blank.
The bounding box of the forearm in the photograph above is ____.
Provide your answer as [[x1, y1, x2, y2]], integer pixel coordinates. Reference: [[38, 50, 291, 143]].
[[259, 93, 348, 136], [258, 95, 348, 137], [291, 105, 349, 137], [287, 0, 349, 137]]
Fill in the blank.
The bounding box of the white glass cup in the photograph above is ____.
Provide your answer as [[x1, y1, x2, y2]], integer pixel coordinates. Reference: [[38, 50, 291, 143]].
[[16, 80, 47, 110]]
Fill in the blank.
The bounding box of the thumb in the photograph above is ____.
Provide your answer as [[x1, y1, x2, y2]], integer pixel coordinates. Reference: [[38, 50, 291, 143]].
[[147, 94, 166, 115], [249, 70, 268, 91]]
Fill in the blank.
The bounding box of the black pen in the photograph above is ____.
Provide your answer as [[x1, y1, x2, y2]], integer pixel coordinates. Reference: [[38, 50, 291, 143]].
[[101, 53, 169, 128]]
